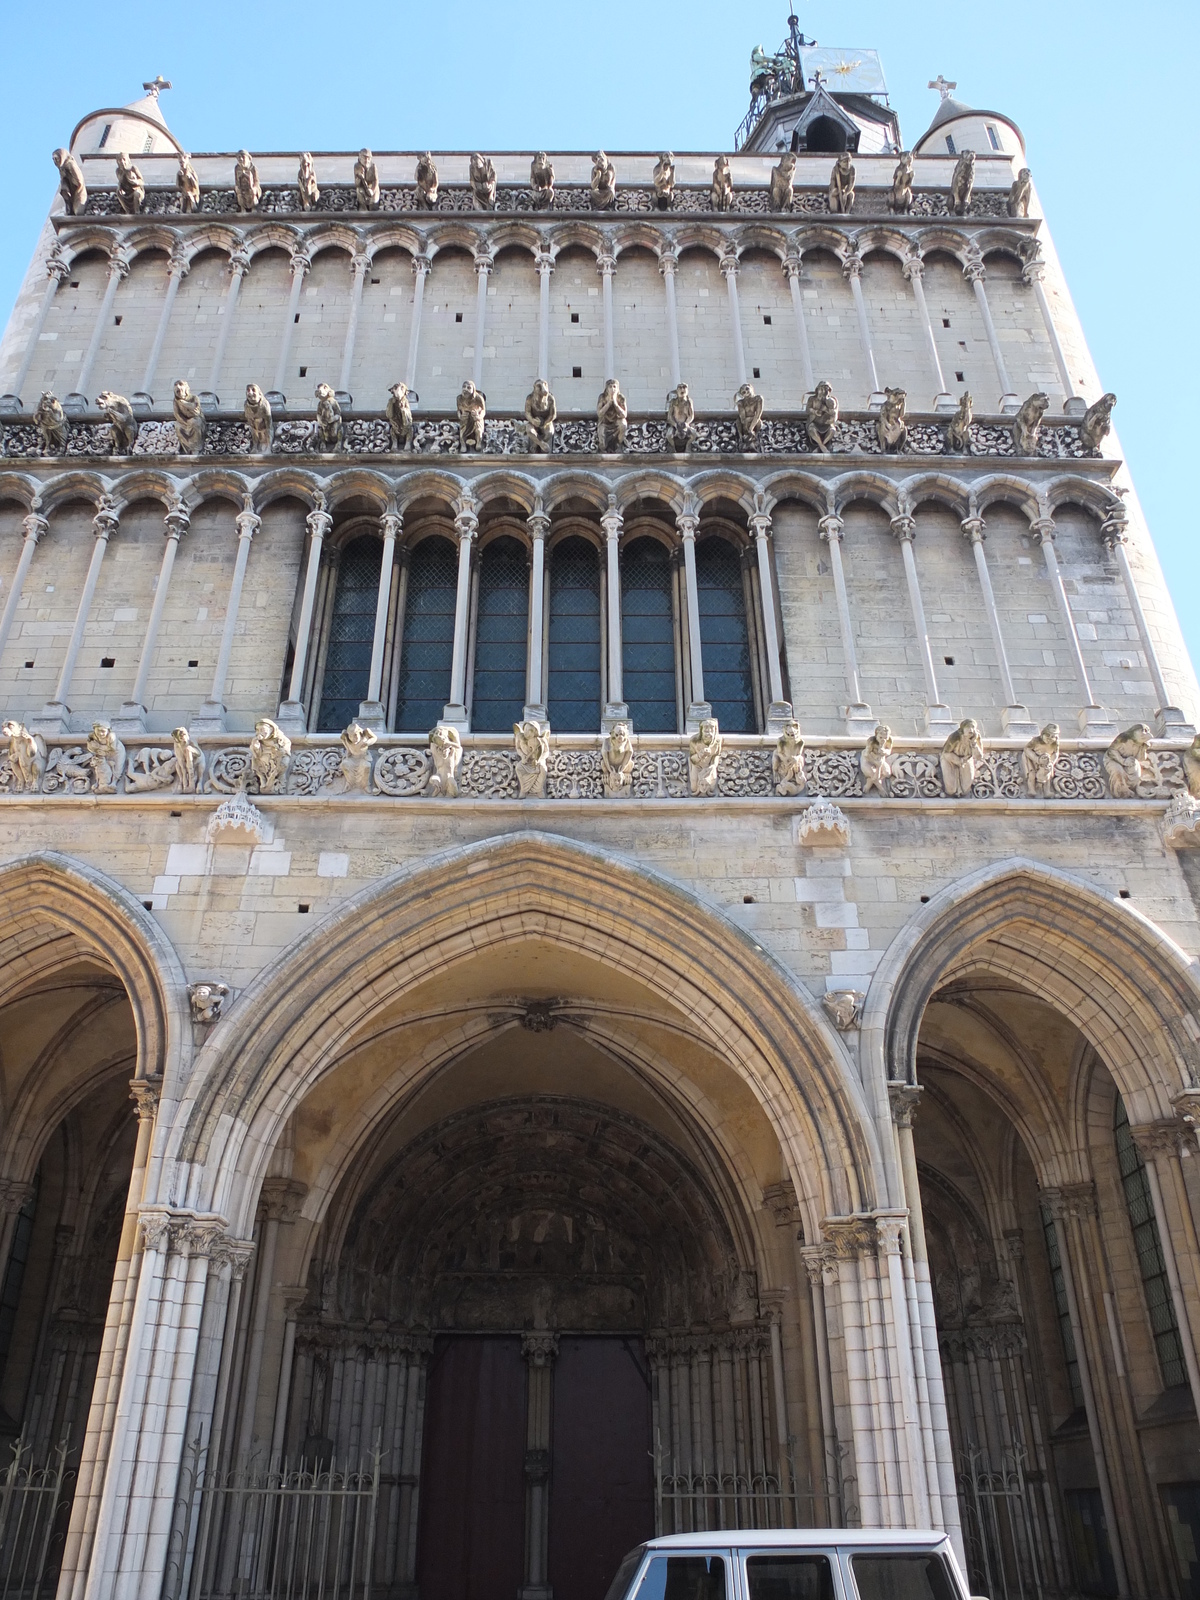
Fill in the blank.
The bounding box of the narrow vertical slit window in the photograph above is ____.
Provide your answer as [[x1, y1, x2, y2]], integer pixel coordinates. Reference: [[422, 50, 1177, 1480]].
[[317, 536, 382, 731], [696, 537, 756, 732], [621, 537, 677, 732], [547, 535, 602, 732], [1114, 1095, 1187, 1388], [394, 536, 458, 732], [471, 535, 529, 732], [1040, 1201, 1085, 1411]]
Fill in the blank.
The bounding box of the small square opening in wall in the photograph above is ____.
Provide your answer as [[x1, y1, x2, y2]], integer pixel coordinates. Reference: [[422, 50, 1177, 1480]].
[[23, 661, 33, 669], [920, 895, 931, 903], [571, 312, 580, 323], [763, 314, 772, 325], [298, 903, 311, 914], [293, 312, 300, 323], [942, 318, 951, 328], [743, 895, 756, 904], [142, 900, 153, 911], [70, 281, 79, 288], [572, 366, 582, 378], [100, 657, 115, 668], [114, 315, 122, 326], [187, 659, 199, 668], [944, 655, 955, 666], [455, 311, 463, 323], [752, 367, 761, 378], [299, 366, 307, 377], [955, 370, 965, 382], [1119, 889, 1132, 900], [371, 278, 380, 285], [169, 810, 182, 818]]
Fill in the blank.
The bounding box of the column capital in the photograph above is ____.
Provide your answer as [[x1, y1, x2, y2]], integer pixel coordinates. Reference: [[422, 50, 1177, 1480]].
[[379, 508, 403, 542], [168, 242, 191, 278], [351, 250, 372, 278], [92, 501, 120, 541], [901, 252, 924, 283], [235, 495, 260, 541], [1021, 258, 1046, 286], [657, 247, 678, 277], [1030, 515, 1056, 545], [474, 249, 494, 276], [675, 508, 699, 541], [412, 251, 433, 280], [21, 511, 49, 544], [527, 508, 550, 541], [963, 255, 987, 285], [601, 496, 623, 541], [289, 249, 312, 278], [1040, 1180, 1097, 1221], [228, 246, 252, 278], [164, 500, 191, 540], [129, 1073, 163, 1120], [1130, 1119, 1195, 1161], [842, 252, 864, 281], [750, 510, 772, 540], [783, 254, 803, 282], [260, 1176, 308, 1222], [453, 496, 480, 540], [1101, 506, 1130, 547], [799, 1242, 833, 1286], [107, 246, 132, 280], [0, 1179, 35, 1215], [888, 1082, 923, 1127], [817, 514, 844, 543], [961, 515, 986, 544], [719, 250, 740, 279], [521, 1330, 559, 1365], [46, 251, 71, 285], [597, 250, 616, 277], [306, 501, 333, 542], [821, 1212, 881, 1259], [890, 513, 917, 543], [534, 250, 555, 275]]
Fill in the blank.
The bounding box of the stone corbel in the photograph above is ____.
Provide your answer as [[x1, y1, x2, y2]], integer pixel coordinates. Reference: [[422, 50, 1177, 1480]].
[[887, 1082, 922, 1127]]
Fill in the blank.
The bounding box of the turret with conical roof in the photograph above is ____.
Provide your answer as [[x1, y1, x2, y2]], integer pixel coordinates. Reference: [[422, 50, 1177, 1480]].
[[913, 76, 1025, 159]]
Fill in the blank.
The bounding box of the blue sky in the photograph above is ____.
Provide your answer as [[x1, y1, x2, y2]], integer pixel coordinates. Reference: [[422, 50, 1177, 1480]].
[[1, 0, 1195, 678]]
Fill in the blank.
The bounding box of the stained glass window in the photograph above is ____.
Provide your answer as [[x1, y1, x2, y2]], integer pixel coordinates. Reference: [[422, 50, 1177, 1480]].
[[547, 536, 602, 732], [1114, 1095, 1187, 1388], [1040, 1201, 1084, 1411], [317, 536, 382, 732], [621, 537, 677, 732], [696, 537, 756, 732], [394, 536, 457, 732], [472, 535, 529, 732]]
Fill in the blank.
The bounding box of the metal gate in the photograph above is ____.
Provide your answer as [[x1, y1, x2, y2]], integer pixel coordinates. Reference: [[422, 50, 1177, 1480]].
[[958, 1447, 1049, 1600], [0, 1441, 73, 1600]]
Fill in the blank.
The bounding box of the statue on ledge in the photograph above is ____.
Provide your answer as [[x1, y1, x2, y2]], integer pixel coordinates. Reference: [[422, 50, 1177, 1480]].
[[386, 381, 414, 450], [97, 391, 138, 454], [735, 383, 765, 449], [1012, 392, 1048, 455], [1008, 168, 1033, 218], [52, 148, 87, 215], [531, 152, 554, 207], [950, 151, 975, 215], [176, 152, 200, 213], [354, 149, 380, 211], [889, 152, 914, 214], [653, 153, 675, 209], [596, 378, 628, 452], [244, 384, 273, 453], [828, 152, 855, 214], [115, 151, 144, 214], [173, 379, 205, 454], [591, 151, 616, 210], [457, 380, 486, 451], [769, 153, 796, 212], [470, 152, 497, 208], [805, 381, 839, 452], [415, 152, 439, 208], [666, 383, 695, 452], [524, 380, 557, 453], [234, 150, 261, 212], [314, 383, 342, 452], [711, 155, 734, 212], [297, 152, 320, 210], [876, 387, 908, 453]]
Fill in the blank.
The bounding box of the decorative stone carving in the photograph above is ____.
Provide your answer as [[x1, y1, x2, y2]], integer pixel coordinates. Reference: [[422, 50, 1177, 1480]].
[[1041, 1182, 1097, 1222], [469, 152, 496, 209], [425, 725, 462, 797], [249, 718, 291, 794], [53, 148, 87, 214], [1012, 392, 1049, 455], [1104, 723, 1158, 798], [126, 726, 205, 792], [1079, 392, 1116, 452], [33, 392, 66, 454], [1182, 734, 1200, 798], [385, 382, 414, 450], [888, 1082, 922, 1126], [688, 718, 722, 797], [735, 383, 764, 449], [524, 380, 556, 453], [876, 387, 908, 453], [354, 149, 380, 211], [602, 722, 634, 797], [173, 379, 205, 454], [1163, 793, 1200, 851], [1008, 168, 1032, 218], [188, 981, 231, 1024], [596, 378, 628, 452], [297, 152, 320, 210], [513, 720, 550, 798], [823, 1214, 879, 1259], [797, 796, 850, 846], [823, 990, 865, 1030], [665, 383, 695, 452], [415, 152, 439, 208], [651, 152, 676, 209], [86, 723, 125, 793], [711, 154, 734, 212], [96, 391, 137, 454], [772, 721, 806, 795], [1021, 723, 1060, 797], [805, 381, 839, 452], [176, 152, 200, 212], [313, 384, 342, 452], [591, 151, 616, 210], [860, 724, 893, 795], [233, 150, 261, 213], [115, 151, 144, 214], [530, 152, 554, 207], [206, 789, 266, 841], [2, 722, 45, 793], [945, 391, 972, 454], [941, 719, 984, 797], [889, 151, 914, 214], [769, 152, 796, 212], [828, 153, 855, 214], [338, 722, 376, 791], [950, 150, 975, 215], [456, 380, 486, 451], [244, 384, 273, 452]]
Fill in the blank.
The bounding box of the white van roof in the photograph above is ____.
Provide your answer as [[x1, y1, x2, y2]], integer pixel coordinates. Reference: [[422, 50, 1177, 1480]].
[[645, 1530, 952, 1551]]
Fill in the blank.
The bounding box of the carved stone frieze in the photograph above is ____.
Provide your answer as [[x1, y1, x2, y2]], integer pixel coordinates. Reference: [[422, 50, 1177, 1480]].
[[1040, 1182, 1097, 1221], [824, 990, 865, 1031]]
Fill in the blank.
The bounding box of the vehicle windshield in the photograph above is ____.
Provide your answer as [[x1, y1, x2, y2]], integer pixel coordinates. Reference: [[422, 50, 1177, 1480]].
[[746, 1554, 835, 1600], [850, 1553, 958, 1600], [635, 1554, 727, 1600], [604, 1549, 647, 1600]]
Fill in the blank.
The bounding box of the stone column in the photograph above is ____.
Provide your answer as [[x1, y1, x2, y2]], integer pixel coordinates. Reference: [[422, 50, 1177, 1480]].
[[901, 254, 952, 412], [676, 501, 709, 728], [0, 509, 48, 664], [471, 249, 493, 392], [1030, 516, 1114, 734], [67, 247, 130, 413], [535, 251, 554, 383], [844, 252, 884, 408], [34, 499, 119, 735], [749, 503, 791, 729], [135, 244, 189, 410], [1, 250, 70, 412], [1023, 257, 1083, 416], [598, 250, 616, 382], [783, 256, 815, 401], [115, 499, 190, 734], [444, 497, 479, 729], [890, 514, 953, 735], [277, 498, 333, 732], [602, 495, 627, 725], [720, 251, 748, 390], [203, 247, 250, 407], [234, 1180, 305, 1463], [1128, 1120, 1200, 1419], [194, 498, 260, 733], [337, 250, 372, 401], [818, 515, 873, 731], [963, 254, 1017, 412], [659, 249, 682, 389], [360, 508, 401, 729], [520, 1332, 558, 1600], [269, 249, 311, 406], [524, 505, 549, 723], [0, 1181, 36, 1300], [405, 253, 432, 390], [799, 1247, 840, 1518], [961, 515, 1035, 735], [1101, 508, 1193, 736]]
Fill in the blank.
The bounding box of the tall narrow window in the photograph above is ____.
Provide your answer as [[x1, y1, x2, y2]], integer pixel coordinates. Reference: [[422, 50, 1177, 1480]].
[[547, 536, 602, 732], [394, 536, 457, 732], [696, 537, 756, 733], [1040, 1202, 1084, 1411], [0, 1182, 37, 1383], [1114, 1095, 1187, 1388], [317, 536, 381, 731], [472, 535, 529, 732], [621, 537, 677, 732]]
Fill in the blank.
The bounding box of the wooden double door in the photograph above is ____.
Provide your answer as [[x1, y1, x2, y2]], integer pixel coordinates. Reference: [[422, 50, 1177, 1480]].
[[416, 1335, 653, 1600]]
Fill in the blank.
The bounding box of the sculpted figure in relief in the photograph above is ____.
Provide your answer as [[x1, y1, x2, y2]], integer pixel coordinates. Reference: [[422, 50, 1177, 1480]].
[[602, 721, 634, 797], [711, 155, 734, 212], [769, 152, 796, 212], [386, 382, 414, 450], [234, 150, 261, 213], [772, 721, 806, 796], [514, 720, 550, 798], [249, 718, 291, 794], [1104, 724, 1158, 798], [171, 726, 205, 792], [115, 151, 144, 214], [1079, 392, 1116, 452], [2, 722, 45, 793], [945, 391, 973, 454], [1182, 734, 1200, 799], [876, 387, 908, 453], [530, 152, 554, 207], [176, 153, 200, 213], [653, 153, 675, 209], [97, 392, 138, 454], [173, 380, 205, 453], [126, 727, 205, 792], [950, 150, 975, 215], [940, 719, 984, 797], [34, 392, 67, 454], [828, 153, 855, 214], [354, 149, 380, 211], [889, 151, 914, 213], [735, 383, 765, 449], [823, 990, 864, 1030], [805, 381, 839, 453], [244, 384, 273, 453], [87, 723, 125, 793], [524, 380, 556, 453], [188, 982, 230, 1024], [425, 725, 462, 797], [596, 378, 628, 453], [339, 722, 377, 792], [469, 152, 497, 209], [860, 724, 893, 795], [53, 148, 87, 215], [314, 384, 342, 452], [688, 718, 722, 797], [297, 153, 320, 210], [591, 151, 616, 210], [1008, 168, 1032, 218], [415, 153, 439, 208], [457, 380, 486, 451], [665, 384, 696, 452], [1012, 392, 1049, 455], [1021, 723, 1060, 798]]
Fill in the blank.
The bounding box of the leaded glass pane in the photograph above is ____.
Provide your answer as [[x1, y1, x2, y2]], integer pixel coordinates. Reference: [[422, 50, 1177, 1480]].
[[622, 537, 677, 733], [1040, 1201, 1084, 1411], [1114, 1095, 1187, 1388], [696, 537, 756, 733], [317, 536, 382, 732], [548, 536, 601, 732], [472, 535, 529, 732], [395, 536, 457, 732]]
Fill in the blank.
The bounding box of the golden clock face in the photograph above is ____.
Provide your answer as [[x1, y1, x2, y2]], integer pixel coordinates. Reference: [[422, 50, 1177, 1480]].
[[799, 46, 888, 96]]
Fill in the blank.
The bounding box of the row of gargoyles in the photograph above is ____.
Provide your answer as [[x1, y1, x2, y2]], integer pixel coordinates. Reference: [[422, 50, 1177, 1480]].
[[52, 145, 1035, 221], [805, 382, 1116, 456]]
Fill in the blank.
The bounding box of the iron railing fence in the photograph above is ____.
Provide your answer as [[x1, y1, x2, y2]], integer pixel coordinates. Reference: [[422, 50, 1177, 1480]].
[[0, 1440, 73, 1600]]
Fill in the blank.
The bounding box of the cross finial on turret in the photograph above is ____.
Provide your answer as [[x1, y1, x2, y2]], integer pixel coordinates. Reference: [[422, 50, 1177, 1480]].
[[928, 75, 957, 101], [809, 69, 825, 90], [142, 76, 172, 99]]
